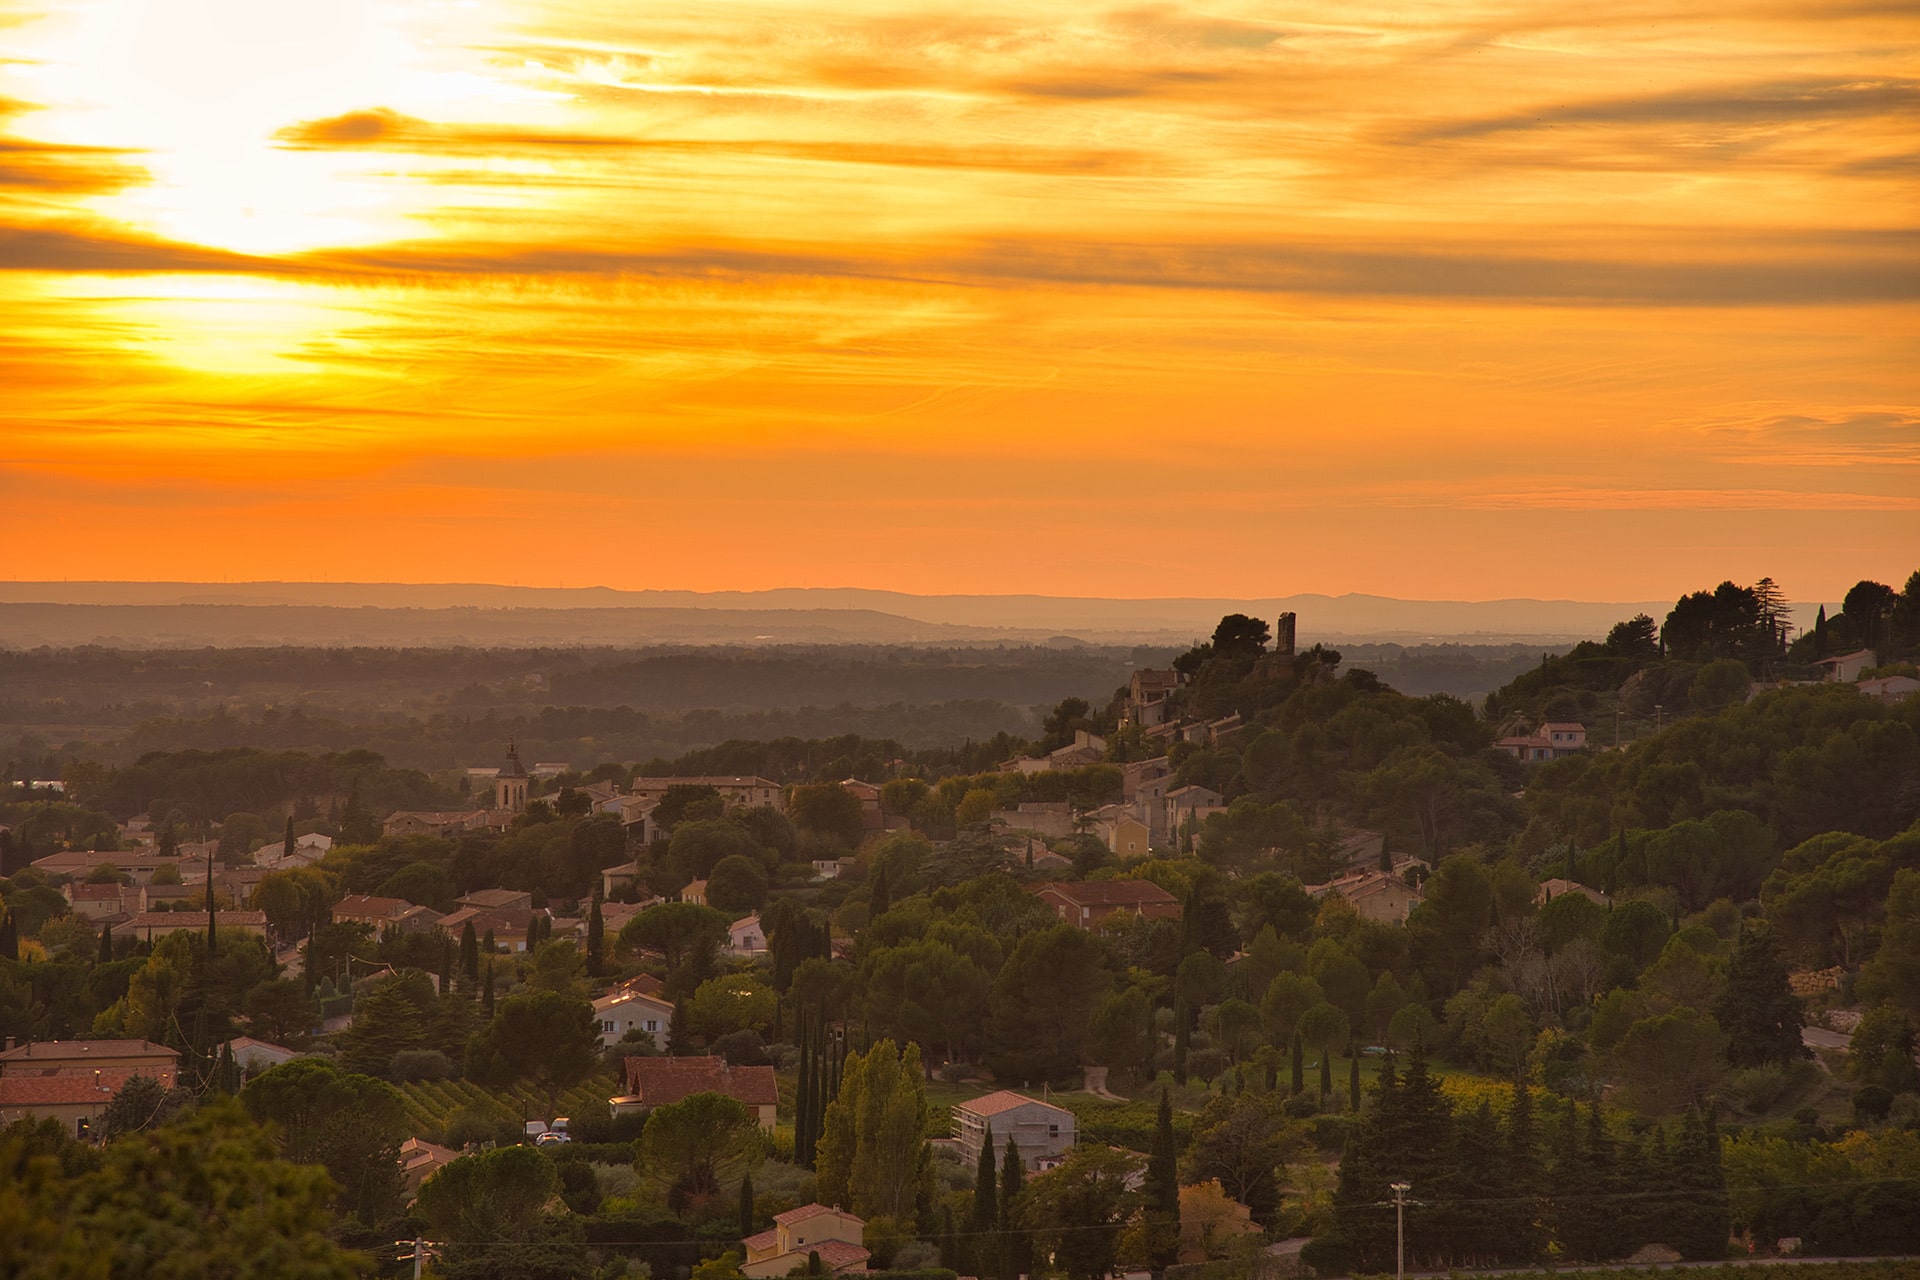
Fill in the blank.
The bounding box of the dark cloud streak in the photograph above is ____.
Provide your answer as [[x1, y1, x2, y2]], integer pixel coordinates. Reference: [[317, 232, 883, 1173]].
[[1416, 77, 1920, 140]]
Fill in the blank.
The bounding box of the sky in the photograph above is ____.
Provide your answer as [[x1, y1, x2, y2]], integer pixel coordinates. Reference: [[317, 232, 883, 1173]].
[[1, 0, 1915, 604]]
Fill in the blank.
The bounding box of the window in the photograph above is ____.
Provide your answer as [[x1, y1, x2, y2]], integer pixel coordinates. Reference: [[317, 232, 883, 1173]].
[[602, 1020, 616, 1033], [646, 1019, 658, 1032], [1049, 1124, 1059, 1137]]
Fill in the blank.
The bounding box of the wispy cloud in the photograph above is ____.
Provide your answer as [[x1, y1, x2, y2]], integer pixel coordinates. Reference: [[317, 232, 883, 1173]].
[[1415, 77, 1920, 140]]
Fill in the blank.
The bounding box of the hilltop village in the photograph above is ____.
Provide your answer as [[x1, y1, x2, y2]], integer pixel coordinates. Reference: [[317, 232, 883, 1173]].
[[1, 573, 1918, 1278]]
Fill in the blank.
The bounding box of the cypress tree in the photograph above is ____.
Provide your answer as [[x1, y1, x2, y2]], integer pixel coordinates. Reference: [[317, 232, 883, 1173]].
[[670, 996, 692, 1055], [1291, 1030, 1305, 1095], [283, 815, 295, 863], [1814, 604, 1829, 658], [98, 922, 114, 964], [1320, 1049, 1333, 1101], [1350, 1054, 1361, 1112], [796, 1013, 815, 1167], [460, 921, 479, 985], [740, 1171, 755, 1239], [205, 874, 217, 956], [587, 887, 606, 977], [938, 1204, 958, 1271], [1144, 1087, 1180, 1268], [999, 1133, 1030, 1280], [439, 934, 454, 991], [971, 1124, 997, 1279], [869, 864, 890, 918], [1173, 993, 1190, 1084], [482, 927, 495, 955], [483, 958, 495, 1018], [214, 1041, 239, 1095]]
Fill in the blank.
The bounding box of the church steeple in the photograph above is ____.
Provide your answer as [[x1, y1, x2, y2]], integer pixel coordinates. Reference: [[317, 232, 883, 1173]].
[[494, 740, 529, 813]]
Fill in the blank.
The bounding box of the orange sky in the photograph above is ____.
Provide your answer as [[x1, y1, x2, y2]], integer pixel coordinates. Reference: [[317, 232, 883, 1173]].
[[2, 0, 1915, 602]]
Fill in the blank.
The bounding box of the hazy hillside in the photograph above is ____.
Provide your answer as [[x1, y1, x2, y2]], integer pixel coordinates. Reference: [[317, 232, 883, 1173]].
[[0, 581, 1699, 646]]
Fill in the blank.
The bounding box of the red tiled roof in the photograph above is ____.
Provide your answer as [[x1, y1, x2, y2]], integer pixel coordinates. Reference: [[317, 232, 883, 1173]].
[[0, 1068, 172, 1104], [954, 1089, 1064, 1119], [744, 1229, 780, 1252], [623, 1055, 779, 1107], [66, 884, 125, 901], [0, 1038, 177, 1064], [810, 1240, 873, 1271], [1034, 880, 1178, 908], [774, 1203, 858, 1227], [334, 894, 414, 917]]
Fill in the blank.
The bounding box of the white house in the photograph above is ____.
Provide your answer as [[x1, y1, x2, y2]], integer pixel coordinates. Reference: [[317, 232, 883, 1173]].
[[593, 988, 674, 1050], [728, 914, 767, 956], [951, 1089, 1075, 1171]]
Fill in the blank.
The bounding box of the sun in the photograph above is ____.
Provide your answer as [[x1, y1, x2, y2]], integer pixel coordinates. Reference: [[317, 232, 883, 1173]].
[[18, 0, 502, 255]]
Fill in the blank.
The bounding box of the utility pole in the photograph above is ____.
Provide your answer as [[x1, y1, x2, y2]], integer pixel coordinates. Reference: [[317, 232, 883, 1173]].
[[1390, 1181, 1412, 1280], [396, 1237, 434, 1279]]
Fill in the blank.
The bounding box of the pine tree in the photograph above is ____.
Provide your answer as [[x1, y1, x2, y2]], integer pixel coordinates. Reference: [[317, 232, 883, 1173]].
[[1444, 1100, 1508, 1265], [1716, 923, 1807, 1068], [971, 1124, 997, 1279], [1501, 1080, 1543, 1262], [1666, 1109, 1729, 1261], [1585, 1101, 1624, 1261], [999, 1133, 1030, 1280], [587, 887, 606, 978], [1332, 1054, 1401, 1270]]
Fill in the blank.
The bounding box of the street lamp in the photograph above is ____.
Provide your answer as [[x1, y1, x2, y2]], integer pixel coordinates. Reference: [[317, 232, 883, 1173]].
[[1390, 1182, 1412, 1280]]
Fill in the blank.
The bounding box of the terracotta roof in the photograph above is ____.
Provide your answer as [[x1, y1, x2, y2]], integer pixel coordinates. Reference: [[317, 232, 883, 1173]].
[[66, 883, 126, 901], [1035, 880, 1178, 908], [458, 889, 530, 910], [126, 910, 267, 929], [334, 894, 414, 917], [0, 1038, 177, 1064], [744, 1229, 780, 1252], [622, 1055, 778, 1107], [807, 1240, 873, 1271], [954, 1089, 1067, 1119], [0, 1069, 168, 1105], [774, 1203, 860, 1227]]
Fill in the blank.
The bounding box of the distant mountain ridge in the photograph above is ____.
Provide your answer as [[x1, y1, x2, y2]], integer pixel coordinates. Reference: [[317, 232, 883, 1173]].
[[0, 580, 1741, 647]]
